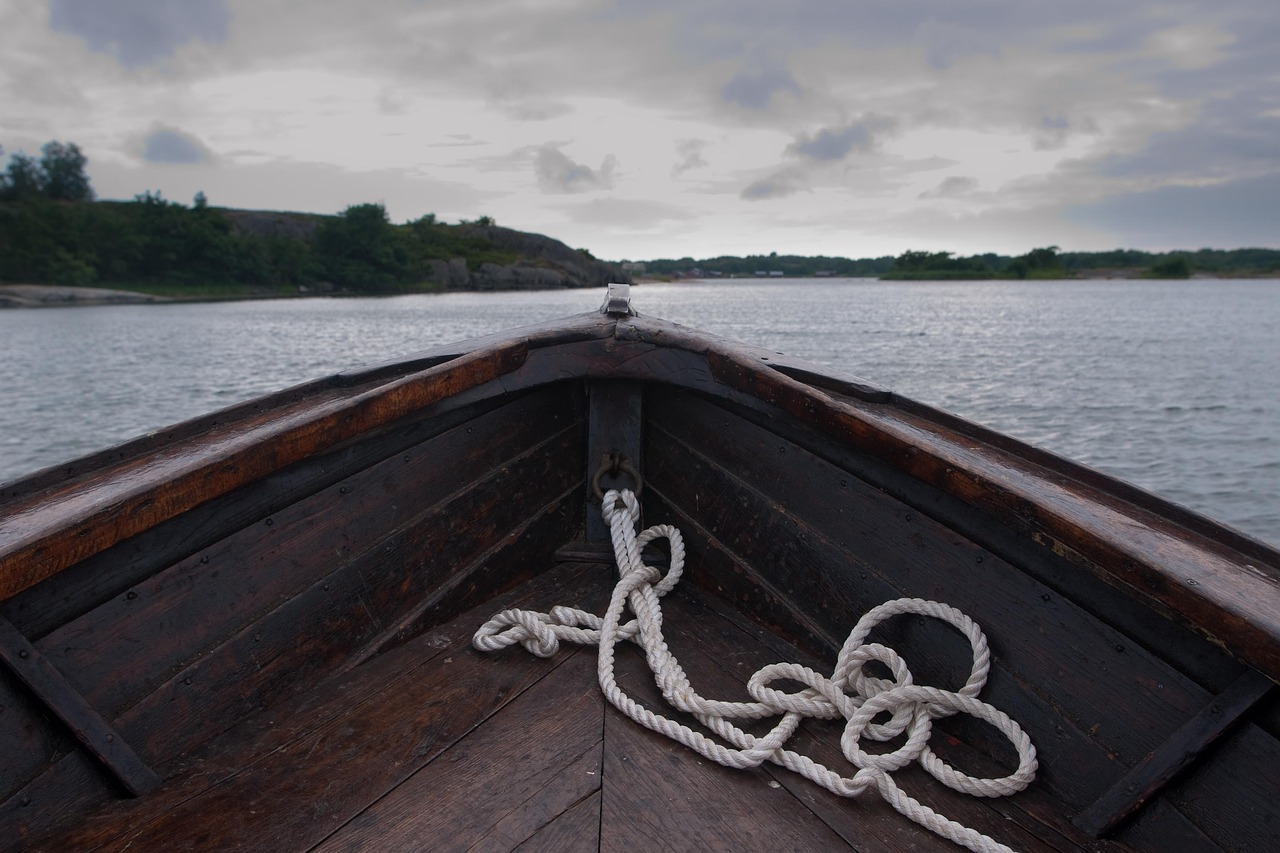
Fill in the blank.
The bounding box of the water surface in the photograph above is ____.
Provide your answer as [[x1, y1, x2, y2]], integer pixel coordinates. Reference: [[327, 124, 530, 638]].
[[1, 279, 1276, 545]]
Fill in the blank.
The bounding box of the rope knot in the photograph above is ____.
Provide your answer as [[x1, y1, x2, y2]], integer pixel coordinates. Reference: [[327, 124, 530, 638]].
[[473, 488, 1036, 853]]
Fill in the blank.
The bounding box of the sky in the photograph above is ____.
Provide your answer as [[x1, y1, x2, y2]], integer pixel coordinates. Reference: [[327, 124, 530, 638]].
[[2, 0, 1279, 261]]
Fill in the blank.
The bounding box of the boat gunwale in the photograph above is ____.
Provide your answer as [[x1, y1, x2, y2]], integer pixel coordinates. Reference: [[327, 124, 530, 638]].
[[1, 305, 1278, 681]]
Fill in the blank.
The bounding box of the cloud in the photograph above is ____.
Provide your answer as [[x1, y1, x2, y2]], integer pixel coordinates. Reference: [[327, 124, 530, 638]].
[[1066, 173, 1280, 249], [721, 63, 801, 110], [919, 176, 979, 199], [672, 139, 708, 176], [49, 0, 231, 68], [564, 198, 696, 229], [741, 167, 809, 200], [534, 145, 618, 193], [786, 116, 895, 161], [141, 127, 212, 164]]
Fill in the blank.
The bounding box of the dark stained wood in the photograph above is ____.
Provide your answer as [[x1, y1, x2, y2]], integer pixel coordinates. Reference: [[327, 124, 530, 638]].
[[21, 560, 611, 853], [1075, 669, 1274, 837], [0, 461, 583, 846], [585, 380, 643, 540], [643, 397, 1217, 780], [610, 315, 1280, 681], [514, 789, 601, 851], [1, 391, 522, 640], [1115, 797, 1226, 853], [688, 388, 1249, 697], [4, 299, 1280, 853], [0, 341, 529, 600], [0, 671, 66, 805], [598, 703, 852, 851], [36, 392, 582, 722], [1162, 721, 1280, 851], [656, 588, 1099, 853], [312, 650, 603, 853], [0, 615, 158, 798]]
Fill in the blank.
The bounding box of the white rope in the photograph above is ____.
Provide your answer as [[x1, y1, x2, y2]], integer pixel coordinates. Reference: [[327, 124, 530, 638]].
[[473, 488, 1037, 853]]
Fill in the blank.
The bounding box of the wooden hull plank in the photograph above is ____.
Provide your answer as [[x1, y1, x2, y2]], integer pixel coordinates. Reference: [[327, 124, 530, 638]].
[[644, 399, 1210, 785], [0, 615, 158, 797], [1, 415, 584, 844]]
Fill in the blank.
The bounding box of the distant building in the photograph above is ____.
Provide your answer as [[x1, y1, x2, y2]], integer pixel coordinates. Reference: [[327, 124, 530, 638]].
[[621, 261, 646, 274], [769, 270, 784, 276]]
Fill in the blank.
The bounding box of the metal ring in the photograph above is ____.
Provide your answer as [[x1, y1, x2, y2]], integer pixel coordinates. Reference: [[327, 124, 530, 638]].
[[592, 455, 643, 501]]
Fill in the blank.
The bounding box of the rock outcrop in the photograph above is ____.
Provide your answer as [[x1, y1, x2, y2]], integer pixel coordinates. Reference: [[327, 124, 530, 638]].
[[450, 224, 626, 290]]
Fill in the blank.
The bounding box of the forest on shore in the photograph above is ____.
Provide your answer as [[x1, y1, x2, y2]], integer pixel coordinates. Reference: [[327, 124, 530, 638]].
[[0, 141, 619, 295], [4, 140, 1280, 295], [637, 244, 1280, 281]]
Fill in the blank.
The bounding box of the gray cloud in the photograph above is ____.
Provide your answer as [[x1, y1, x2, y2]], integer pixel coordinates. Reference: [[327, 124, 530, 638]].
[[1095, 104, 1280, 183], [1066, 174, 1280, 249], [49, 0, 231, 68], [672, 139, 708, 177], [920, 176, 979, 199], [565, 198, 696, 229], [721, 64, 801, 110], [786, 117, 895, 162], [741, 167, 808, 200], [142, 127, 212, 164], [534, 145, 618, 193]]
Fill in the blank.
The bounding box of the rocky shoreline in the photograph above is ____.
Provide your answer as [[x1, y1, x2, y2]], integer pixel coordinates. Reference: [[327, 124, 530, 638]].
[[0, 284, 170, 308]]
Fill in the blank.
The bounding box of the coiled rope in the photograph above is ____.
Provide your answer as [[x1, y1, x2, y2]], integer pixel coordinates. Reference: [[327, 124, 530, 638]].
[[473, 489, 1037, 853]]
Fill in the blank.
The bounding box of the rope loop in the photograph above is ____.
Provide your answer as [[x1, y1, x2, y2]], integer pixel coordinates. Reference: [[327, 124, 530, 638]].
[[474, 488, 1036, 853]]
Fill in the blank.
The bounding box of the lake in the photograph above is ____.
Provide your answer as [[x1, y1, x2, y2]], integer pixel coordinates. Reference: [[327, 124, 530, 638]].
[[1, 278, 1277, 546]]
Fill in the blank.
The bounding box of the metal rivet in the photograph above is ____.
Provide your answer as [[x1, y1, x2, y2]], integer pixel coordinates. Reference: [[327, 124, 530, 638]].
[[265, 518, 273, 526], [126, 591, 138, 600]]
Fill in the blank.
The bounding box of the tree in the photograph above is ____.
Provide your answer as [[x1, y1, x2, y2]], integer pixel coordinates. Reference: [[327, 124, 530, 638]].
[[315, 202, 407, 290], [0, 150, 46, 200], [39, 141, 93, 201]]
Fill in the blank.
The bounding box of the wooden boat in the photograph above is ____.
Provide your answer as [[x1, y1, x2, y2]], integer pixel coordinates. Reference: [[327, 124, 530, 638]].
[[1, 284, 1277, 852]]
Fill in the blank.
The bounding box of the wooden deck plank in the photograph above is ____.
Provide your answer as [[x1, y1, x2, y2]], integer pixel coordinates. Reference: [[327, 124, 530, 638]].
[[666, 589, 1079, 853], [312, 650, 603, 853], [16, 561, 608, 853], [513, 789, 601, 852], [599, 697, 853, 852]]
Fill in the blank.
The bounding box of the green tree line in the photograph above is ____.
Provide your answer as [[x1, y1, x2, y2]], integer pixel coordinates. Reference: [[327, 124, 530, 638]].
[[636, 245, 1280, 281], [0, 141, 518, 293]]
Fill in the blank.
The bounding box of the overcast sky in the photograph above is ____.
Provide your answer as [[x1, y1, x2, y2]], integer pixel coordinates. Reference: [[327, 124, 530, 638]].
[[3, 0, 1278, 260]]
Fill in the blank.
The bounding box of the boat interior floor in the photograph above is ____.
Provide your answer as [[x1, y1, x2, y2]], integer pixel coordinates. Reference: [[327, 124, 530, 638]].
[[32, 558, 1110, 853]]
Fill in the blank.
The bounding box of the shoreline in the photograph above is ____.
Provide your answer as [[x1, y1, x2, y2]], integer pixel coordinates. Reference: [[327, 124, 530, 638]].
[[0, 284, 172, 308]]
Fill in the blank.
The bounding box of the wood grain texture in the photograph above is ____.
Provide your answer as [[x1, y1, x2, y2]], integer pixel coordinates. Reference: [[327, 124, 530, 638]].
[[644, 397, 1215, 779], [313, 650, 603, 853], [37, 390, 581, 721], [0, 616, 157, 797], [1, 390, 520, 640], [0, 412, 584, 845], [0, 340, 529, 599], [17, 561, 609, 853], [1075, 669, 1273, 837]]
